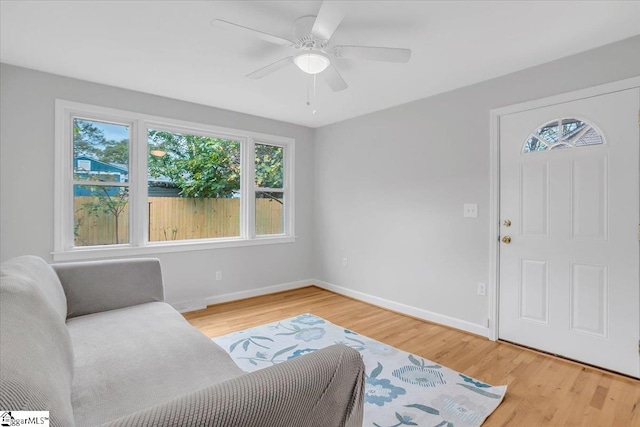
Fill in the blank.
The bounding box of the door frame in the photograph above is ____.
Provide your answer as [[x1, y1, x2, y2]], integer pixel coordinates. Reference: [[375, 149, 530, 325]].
[[488, 76, 640, 341]]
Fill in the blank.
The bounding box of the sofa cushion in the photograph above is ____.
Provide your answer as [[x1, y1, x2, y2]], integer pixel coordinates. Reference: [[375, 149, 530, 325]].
[[0, 267, 75, 427], [67, 301, 244, 426], [54, 258, 164, 319]]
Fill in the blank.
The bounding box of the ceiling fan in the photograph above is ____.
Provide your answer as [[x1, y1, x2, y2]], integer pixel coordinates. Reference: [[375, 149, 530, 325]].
[[211, 1, 411, 92]]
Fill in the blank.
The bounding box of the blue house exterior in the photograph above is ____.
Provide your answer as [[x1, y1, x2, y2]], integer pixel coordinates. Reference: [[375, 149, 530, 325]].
[[74, 156, 180, 197], [74, 156, 128, 196]]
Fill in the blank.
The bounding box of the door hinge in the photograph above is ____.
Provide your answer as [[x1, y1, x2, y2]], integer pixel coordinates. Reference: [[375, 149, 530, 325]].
[[638, 225, 640, 240]]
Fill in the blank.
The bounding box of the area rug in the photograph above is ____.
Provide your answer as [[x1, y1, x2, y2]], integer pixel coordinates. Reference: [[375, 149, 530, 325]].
[[213, 314, 507, 427]]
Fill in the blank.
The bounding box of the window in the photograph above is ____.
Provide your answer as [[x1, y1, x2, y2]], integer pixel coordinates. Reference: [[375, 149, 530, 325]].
[[255, 143, 285, 235], [73, 118, 131, 246], [55, 100, 294, 260], [523, 118, 604, 153], [147, 129, 242, 241]]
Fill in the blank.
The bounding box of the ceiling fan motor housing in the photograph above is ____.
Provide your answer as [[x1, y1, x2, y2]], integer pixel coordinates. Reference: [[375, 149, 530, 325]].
[[292, 15, 327, 49]]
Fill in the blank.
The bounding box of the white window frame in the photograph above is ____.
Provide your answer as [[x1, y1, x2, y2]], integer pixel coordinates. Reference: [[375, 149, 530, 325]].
[[54, 100, 295, 261]]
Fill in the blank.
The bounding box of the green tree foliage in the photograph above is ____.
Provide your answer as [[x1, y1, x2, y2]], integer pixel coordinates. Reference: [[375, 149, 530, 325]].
[[255, 143, 283, 189], [74, 119, 105, 158], [255, 143, 284, 205], [73, 119, 129, 164], [147, 130, 241, 198], [148, 131, 285, 199], [100, 140, 129, 165]]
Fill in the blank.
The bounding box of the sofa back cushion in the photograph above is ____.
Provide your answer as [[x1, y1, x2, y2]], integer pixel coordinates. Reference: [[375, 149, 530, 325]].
[[54, 258, 164, 319], [0, 256, 75, 427]]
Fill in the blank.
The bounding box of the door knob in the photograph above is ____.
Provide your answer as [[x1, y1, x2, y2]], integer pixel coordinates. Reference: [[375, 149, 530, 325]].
[[501, 236, 511, 244], [503, 219, 511, 227]]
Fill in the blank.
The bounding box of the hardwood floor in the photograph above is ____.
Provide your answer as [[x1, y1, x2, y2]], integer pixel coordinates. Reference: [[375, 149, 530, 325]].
[[183, 286, 640, 426]]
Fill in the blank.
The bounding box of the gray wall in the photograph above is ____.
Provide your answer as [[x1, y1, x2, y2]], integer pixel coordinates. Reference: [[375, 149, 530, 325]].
[[2, 34, 639, 325], [0, 63, 315, 305], [313, 35, 640, 327]]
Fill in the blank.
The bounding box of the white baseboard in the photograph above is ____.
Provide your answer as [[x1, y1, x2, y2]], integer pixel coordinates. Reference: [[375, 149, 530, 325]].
[[312, 279, 490, 338], [172, 278, 490, 338], [171, 279, 311, 313]]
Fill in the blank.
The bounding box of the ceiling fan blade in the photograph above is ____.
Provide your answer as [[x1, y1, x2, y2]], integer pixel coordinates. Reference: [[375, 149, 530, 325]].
[[311, 1, 344, 42], [333, 45, 411, 63], [322, 64, 348, 92], [246, 56, 293, 79], [211, 19, 294, 47]]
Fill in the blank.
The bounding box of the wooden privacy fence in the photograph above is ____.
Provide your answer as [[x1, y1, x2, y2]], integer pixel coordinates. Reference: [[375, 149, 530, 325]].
[[74, 197, 283, 246]]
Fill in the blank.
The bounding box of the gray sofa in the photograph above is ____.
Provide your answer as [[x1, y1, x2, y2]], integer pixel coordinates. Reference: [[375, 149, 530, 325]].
[[0, 256, 365, 427]]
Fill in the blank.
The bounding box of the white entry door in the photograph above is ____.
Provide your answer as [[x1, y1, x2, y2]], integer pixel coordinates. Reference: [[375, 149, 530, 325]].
[[499, 88, 640, 377]]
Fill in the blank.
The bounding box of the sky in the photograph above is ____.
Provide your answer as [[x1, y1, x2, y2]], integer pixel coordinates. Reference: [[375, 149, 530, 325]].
[[94, 120, 129, 142]]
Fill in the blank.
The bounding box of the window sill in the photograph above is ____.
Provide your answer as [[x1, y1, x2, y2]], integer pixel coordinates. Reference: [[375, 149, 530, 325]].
[[51, 235, 296, 262]]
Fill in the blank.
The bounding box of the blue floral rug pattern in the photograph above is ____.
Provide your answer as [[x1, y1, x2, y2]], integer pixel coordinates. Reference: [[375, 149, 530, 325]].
[[213, 314, 506, 427]]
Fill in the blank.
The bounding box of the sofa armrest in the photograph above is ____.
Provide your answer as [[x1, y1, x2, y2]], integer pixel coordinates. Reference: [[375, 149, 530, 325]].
[[101, 344, 365, 427], [53, 258, 164, 319]]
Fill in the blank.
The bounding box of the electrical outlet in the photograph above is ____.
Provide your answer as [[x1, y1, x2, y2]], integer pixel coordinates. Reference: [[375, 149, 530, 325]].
[[215, 271, 222, 281], [477, 282, 486, 296], [342, 258, 348, 268], [464, 203, 478, 218]]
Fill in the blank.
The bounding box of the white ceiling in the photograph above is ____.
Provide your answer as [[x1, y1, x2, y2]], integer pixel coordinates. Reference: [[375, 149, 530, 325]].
[[2, 1, 640, 128]]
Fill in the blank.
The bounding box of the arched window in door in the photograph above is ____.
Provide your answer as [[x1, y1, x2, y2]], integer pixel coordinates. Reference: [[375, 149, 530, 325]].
[[523, 118, 604, 153]]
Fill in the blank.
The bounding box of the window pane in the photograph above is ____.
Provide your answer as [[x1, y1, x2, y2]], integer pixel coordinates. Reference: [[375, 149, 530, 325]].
[[147, 129, 241, 241], [74, 185, 129, 246], [73, 118, 129, 182], [574, 127, 604, 147], [523, 136, 547, 153], [561, 118, 587, 141], [255, 143, 283, 189], [256, 191, 283, 235], [536, 121, 559, 144]]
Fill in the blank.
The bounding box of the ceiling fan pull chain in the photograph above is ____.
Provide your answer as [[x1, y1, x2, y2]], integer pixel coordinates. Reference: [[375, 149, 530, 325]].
[[306, 73, 311, 107], [312, 74, 318, 114]]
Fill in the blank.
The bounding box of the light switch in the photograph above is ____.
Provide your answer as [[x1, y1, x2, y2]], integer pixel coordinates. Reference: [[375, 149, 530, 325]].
[[464, 203, 478, 218]]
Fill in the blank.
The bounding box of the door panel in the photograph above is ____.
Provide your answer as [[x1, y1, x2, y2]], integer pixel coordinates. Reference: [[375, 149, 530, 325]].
[[499, 88, 640, 377], [520, 258, 549, 323], [520, 162, 549, 237], [572, 155, 608, 239], [570, 262, 607, 337]]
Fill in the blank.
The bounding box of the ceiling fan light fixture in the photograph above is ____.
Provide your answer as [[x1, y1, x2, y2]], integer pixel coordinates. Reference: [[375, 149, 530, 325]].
[[294, 51, 330, 74]]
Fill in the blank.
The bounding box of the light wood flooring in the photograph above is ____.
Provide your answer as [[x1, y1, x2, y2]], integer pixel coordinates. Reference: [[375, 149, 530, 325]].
[[183, 286, 640, 426]]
